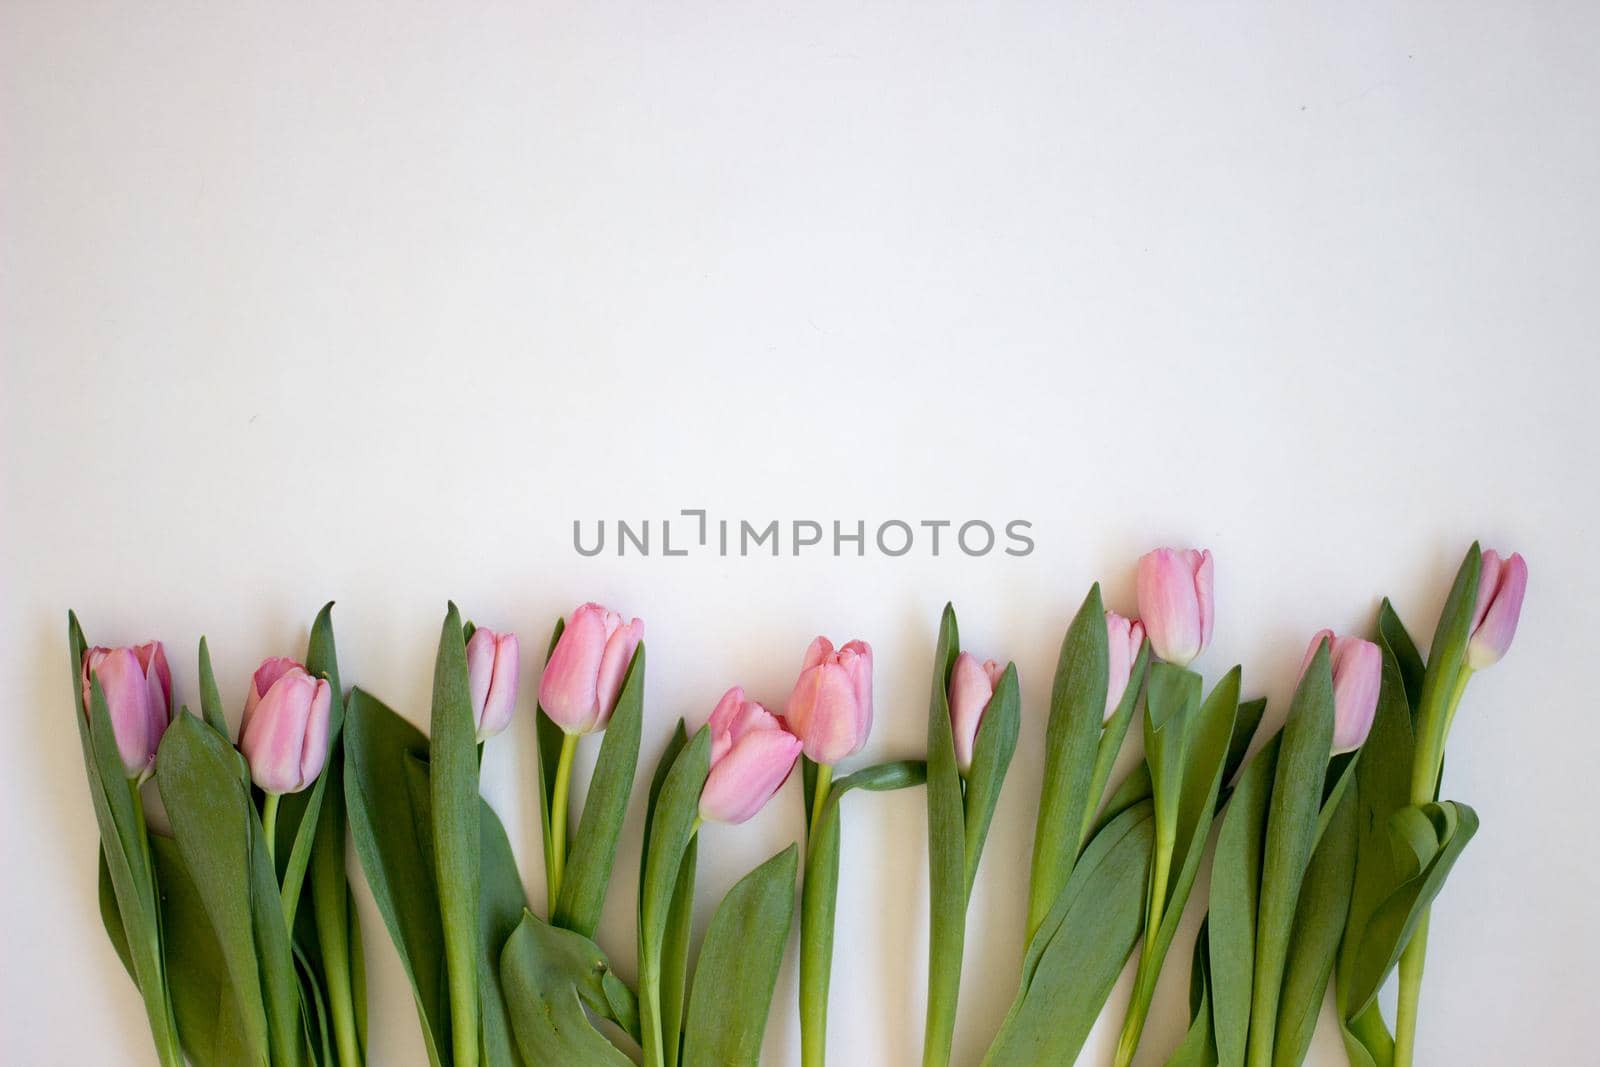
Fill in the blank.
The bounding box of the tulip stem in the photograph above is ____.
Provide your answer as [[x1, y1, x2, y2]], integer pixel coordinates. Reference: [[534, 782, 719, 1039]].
[[262, 793, 281, 867], [808, 764, 833, 848], [548, 733, 579, 908]]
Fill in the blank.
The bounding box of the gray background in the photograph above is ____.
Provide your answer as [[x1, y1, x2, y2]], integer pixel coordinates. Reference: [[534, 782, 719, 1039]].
[[3, 3, 1595, 1063]]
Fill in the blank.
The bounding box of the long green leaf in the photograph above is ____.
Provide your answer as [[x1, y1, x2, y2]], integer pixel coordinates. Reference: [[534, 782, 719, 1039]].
[[924, 604, 966, 1067], [964, 662, 1020, 894], [1209, 737, 1279, 1067], [197, 636, 230, 738], [500, 910, 634, 1065], [556, 644, 645, 938], [1026, 584, 1109, 938], [536, 617, 568, 911], [682, 845, 800, 1067], [480, 799, 531, 1067]]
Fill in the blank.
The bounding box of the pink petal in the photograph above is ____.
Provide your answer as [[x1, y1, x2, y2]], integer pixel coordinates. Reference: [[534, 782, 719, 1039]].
[[539, 606, 607, 733]]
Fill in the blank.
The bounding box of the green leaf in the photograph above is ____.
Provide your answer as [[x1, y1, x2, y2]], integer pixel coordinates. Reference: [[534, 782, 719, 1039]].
[[1167, 923, 1219, 1067], [1374, 600, 1423, 714], [964, 662, 1020, 894], [1026, 584, 1109, 939], [480, 799, 531, 1067], [197, 636, 231, 738], [536, 617, 568, 908], [1411, 545, 1482, 796], [556, 644, 645, 939], [660, 836, 696, 1067], [430, 602, 482, 1067], [344, 687, 448, 1065], [1273, 783, 1358, 1067], [1208, 737, 1279, 1067], [1223, 698, 1267, 792], [278, 603, 348, 934], [639, 727, 711, 1067], [1081, 640, 1151, 852], [984, 802, 1154, 1065], [1247, 642, 1335, 1067], [924, 603, 966, 1067], [682, 844, 800, 1067], [499, 911, 635, 1066]]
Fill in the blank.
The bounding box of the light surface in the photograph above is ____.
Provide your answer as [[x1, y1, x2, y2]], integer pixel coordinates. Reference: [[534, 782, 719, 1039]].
[[3, 3, 1595, 1064]]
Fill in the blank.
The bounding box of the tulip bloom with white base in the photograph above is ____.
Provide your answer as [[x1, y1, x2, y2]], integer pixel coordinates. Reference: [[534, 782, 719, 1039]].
[[1300, 630, 1382, 753], [538, 603, 643, 735], [1136, 547, 1215, 667], [1466, 549, 1528, 670], [948, 652, 1003, 774], [239, 657, 332, 795], [785, 636, 874, 766], [81, 641, 173, 779], [466, 627, 519, 741], [1104, 612, 1146, 720], [699, 687, 803, 825]]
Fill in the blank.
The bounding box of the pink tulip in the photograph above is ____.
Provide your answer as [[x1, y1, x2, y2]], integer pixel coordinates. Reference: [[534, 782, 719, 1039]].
[[699, 687, 804, 824], [785, 636, 874, 765], [466, 627, 520, 741], [81, 641, 173, 778], [1467, 549, 1528, 670], [1299, 630, 1382, 753], [1105, 612, 1146, 721], [1136, 548, 1215, 667], [948, 652, 1004, 774], [239, 658, 332, 794], [538, 603, 644, 735]]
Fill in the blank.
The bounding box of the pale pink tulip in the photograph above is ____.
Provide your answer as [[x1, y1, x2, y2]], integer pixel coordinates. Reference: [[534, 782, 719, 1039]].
[[1300, 630, 1382, 753], [1136, 548, 1215, 667], [785, 636, 873, 765], [466, 627, 520, 741], [538, 603, 643, 735], [948, 652, 1004, 774], [699, 687, 803, 824], [1467, 550, 1528, 670], [81, 641, 173, 778], [1104, 612, 1146, 721], [239, 659, 332, 794]]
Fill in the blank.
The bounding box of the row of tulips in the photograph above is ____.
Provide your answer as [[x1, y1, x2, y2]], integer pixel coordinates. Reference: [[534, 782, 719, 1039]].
[[72, 542, 1525, 1067]]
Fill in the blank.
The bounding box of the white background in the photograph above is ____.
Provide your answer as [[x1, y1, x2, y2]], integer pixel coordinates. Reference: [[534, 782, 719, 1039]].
[[3, 3, 1596, 1064]]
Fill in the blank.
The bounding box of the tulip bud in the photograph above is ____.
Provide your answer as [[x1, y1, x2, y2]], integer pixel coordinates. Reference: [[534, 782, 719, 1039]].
[[948, 652, 1003, 774], [1136, 547, 1215, 667], [1104, 612, 1146, 721], [1299, 630, 1381, 753], [239, 658, 332, 794], [538, 602, 644, 735], [785, 636, 873, 765], [81, 641, 173, 778], [466, 627, 520, 741], [699, 687, 804, 825], [1466, 549, 1528, 670]]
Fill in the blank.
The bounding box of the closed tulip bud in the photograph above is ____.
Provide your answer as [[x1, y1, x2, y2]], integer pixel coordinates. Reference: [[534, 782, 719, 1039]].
[[1467, 549, 1528, 670], [466, 627, 520, 741], [1104, 612, 1146, 721], [538, 602, 643, 735], [239, 658, 332, 794], [1300, 630, 1382, 753], [785, 636, 873, 765], [699, 687, 804, 825], [948, 652, 1004, 774], [1136, 547, 1215, 667], [81, 641, 173, 779]]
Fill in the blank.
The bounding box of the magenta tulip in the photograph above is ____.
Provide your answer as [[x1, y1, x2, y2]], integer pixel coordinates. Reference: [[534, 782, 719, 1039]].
[[1136, 547, 1215, 667], [699, 687, 804, 825], [948, 652, 1003, 773], [466, 627, 520, 741], [1105, 612, 1146, 721], [785, 636, 873, 765], [81, 641, 173, 778], [538, 603, 644, 735], [1300, 630, 1382, 753], [239, 658, 332, 794], [1467, 549, 1528, 670]]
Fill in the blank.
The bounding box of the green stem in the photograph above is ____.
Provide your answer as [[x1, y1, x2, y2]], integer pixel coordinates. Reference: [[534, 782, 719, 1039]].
[[262, 792, 281, 866], [547, 732, 579, 907], [809, 764, 833, 851], [1393, 910, 1430, 1067], [801, 764, 835, 1067], [130, 783, 184, 1067]]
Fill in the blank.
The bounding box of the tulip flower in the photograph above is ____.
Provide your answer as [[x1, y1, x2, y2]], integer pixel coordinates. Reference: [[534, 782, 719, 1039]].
[[1105, 612, 1146, 721], [1466, 549, 1528, 670], [1300, 630, 1382, 752], [466, 626, 520, 741], [538, 602, 644, 735], [239, 657, 332, 795], [81, 641, 173, 779], [699, 687, 804, 824], [785, 636, 874, 766], [1136, 547, 1215, 667], [948, 652, 1003, 774]]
